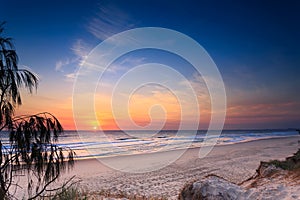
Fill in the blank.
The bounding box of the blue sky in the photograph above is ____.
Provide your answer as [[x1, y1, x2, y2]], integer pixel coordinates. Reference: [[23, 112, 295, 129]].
[[1, 0, 299, 129]]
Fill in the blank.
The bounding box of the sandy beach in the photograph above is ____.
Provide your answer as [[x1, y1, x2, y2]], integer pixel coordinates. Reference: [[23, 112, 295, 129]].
[[61, 136, 300, 199], [2, 1, 299, 199]]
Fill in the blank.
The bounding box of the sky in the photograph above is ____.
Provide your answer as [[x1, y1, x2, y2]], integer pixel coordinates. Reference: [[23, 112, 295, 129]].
[[0, 0, 299, 130]]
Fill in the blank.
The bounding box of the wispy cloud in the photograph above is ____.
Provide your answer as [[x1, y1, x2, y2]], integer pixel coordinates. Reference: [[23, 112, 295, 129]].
[[71, 39, 92, 59], [55, 57, 81, 82], [88, 4, 136, 41], [59, 3, 138, 82], [108, 56, 146, 73], [64, 72, 77, 82], [55, 57, 79, 72], [226, 100, 300, 128]]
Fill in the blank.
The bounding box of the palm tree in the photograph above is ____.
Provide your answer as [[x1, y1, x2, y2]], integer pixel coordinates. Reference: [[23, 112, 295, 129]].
[[0, 22, 75, 199]]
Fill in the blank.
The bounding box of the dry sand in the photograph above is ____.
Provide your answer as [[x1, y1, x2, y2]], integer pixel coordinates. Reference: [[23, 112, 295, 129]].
[[61, 136, 300, 199]]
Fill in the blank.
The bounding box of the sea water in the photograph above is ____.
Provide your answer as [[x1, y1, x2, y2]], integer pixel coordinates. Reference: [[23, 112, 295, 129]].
[[1, 129, 298, 160], [45, 129, 300, 159]]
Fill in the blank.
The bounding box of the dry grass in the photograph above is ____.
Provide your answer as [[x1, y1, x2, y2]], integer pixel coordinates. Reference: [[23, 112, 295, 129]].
[[49, 187, 88, 200], [267, 148, 300, 170], [94, 189, 168, 200], [48, 187, 168, 200]]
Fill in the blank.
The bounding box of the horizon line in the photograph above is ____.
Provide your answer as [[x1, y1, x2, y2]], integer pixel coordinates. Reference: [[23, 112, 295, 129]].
[[63, 128, 299, 132]]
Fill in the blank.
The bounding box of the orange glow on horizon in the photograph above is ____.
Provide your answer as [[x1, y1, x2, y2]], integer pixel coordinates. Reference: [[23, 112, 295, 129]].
[[15, 82, 300, 131]]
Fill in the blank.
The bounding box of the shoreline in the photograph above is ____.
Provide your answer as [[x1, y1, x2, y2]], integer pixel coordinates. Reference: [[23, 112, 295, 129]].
[[72, 135, 300, 162], [61, 135, 300, 199], [13, 135, 300, 199]]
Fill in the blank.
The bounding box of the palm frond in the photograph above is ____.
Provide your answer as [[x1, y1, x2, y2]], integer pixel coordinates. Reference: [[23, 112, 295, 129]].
[[8, 112, 74, 183], [0, 22, 74, 199]]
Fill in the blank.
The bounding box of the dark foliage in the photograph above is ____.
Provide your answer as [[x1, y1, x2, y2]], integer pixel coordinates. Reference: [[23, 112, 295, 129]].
[[267, 149, 300, 170], [0, 22, 75, 199]]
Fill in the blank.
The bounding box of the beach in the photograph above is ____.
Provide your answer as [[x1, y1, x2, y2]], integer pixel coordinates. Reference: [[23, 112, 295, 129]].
[[62, 135, 300, 199], [2, 1, 300, 199]]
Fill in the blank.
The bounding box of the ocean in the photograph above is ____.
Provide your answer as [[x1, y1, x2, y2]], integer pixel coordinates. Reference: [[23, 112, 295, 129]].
[[1, 129, 299, 160]]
